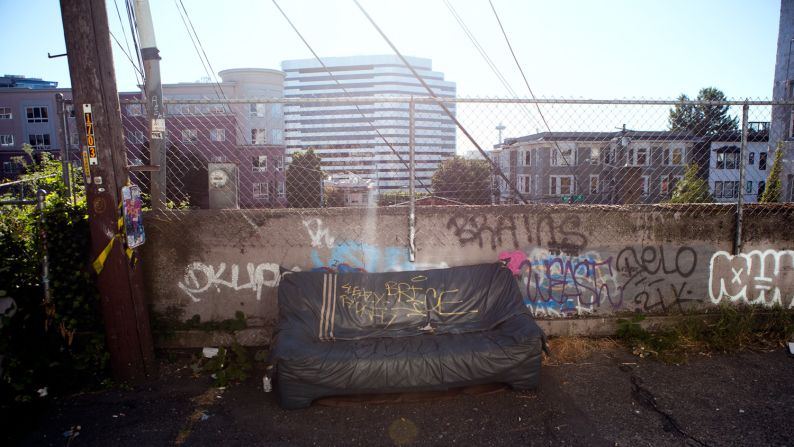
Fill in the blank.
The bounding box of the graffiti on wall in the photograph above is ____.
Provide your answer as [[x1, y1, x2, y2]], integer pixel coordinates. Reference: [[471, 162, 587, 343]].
[[614, 246, 700, 312], [709, 250, 794, 308], [177, 262, 284, 302], [499, 248, 617, 317], [447, 213, 588, 254], [500, 245, 702, 317], [305, 217, 447, 272]]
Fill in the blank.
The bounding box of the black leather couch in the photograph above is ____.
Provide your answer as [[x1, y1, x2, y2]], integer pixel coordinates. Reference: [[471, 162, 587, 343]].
[[269, 263, 546, 409]]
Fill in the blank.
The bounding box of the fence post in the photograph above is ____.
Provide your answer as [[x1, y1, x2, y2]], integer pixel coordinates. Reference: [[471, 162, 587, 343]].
[[734, 102, 749, 255], [37, 189, 51, 306], [408, 96, 416, 262], [55, 94, 72, 200]]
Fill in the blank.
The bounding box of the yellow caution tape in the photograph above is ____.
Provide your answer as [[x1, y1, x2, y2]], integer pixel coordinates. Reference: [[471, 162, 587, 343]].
[[92, 203, 135, 274]]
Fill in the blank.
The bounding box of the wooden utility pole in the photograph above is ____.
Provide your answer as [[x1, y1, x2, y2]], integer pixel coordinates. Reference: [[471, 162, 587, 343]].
[[60, 0, 155, 381]]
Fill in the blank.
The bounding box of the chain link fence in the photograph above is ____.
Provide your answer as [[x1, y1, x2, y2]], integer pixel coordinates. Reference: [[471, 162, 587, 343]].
[[119, 96, 791, 240]]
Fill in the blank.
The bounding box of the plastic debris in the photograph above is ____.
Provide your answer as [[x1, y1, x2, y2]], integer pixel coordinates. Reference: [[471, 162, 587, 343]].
[[202, 347, 219, 358], [37, 387, 48, 397], [263, 375, 272, 392], [63, 425, 81, 439]]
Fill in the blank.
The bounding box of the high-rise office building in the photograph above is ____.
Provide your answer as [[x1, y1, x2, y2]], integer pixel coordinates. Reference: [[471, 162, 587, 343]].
[[282, 55, 456, 192]]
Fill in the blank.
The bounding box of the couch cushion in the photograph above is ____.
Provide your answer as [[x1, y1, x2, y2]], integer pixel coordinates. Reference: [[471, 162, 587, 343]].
[[277, 263, 527, 341]]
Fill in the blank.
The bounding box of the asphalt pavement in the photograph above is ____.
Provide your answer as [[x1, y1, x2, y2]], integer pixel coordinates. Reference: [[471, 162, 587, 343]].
[[14, 346, 794, 446]]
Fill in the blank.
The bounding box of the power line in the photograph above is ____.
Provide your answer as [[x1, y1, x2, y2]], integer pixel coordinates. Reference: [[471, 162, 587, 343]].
[[351, 0, 528, 204], [443, 0, 517, 99], [111, 0, 142, 86], [488, 0, 582, 196], [109, 31, 144, 78], [270, 0, 433, 194]]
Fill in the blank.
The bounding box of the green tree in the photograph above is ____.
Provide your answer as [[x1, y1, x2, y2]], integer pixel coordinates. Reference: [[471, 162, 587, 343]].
[[431, 156, 493, 204], [669, 163, 714, 203], [285, 149, 324, 208], [760, 142, 784, 203], [668, 87, 739, 136]]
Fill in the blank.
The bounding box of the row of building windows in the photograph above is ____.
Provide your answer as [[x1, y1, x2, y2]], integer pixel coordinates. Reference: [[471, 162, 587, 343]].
[[252, 181, 286, 199], [126, 128, 286, 145], [518, 145, 687, 167], [0, 133, 51, 148], [713, 180, 766, 199], [0, 106, 49, 122], [513, 174, 686, 196], [252, 155, 284, 172], [715, 151, 767, 170], [125, 103, 285, 118]]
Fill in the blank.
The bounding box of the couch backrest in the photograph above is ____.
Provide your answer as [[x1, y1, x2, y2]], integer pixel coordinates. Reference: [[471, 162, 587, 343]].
[[277, 263, 528, 341]]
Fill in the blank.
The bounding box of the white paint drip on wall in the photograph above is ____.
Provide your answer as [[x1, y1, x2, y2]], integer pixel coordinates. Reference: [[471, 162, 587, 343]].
[[177, 262, 283, 302]]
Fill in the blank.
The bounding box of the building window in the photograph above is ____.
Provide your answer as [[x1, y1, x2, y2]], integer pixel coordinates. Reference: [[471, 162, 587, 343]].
[[271, 129, 284, 145], [660, 175, 671, 195], [714, 181, 723, 198], [209, 128, 226, 142], [590, 146, 602, 165], [274, 155, 284, 172], [127, 130, 145, 144], [759, 152, 767, 170], [518, 174, 531, 194], [757, 180, 766, 198], [663, 146, 685, 165], [746, 181, 753, 194], [748, 152, 755, 165], [271, 104, 283, 118], [208, 104, 226, 114], [181, 129, 198, 143], [126, 104, 144, 116], [252, 155, 267, 172], [589, 175, 599, 194], [253, 182, 269, 198], [641, 175, 649, 195], [549, 175, 574, 195], [249, 104, 266, 117], [26, 106, 48, 123], [603, 147, 614, 165], [627, 146, 649, 166], [28, 134, 51, 148], [790, 111, 794, 138], [0, 107, 12, 119], [550, 147, 575, 166], [277, 181, 286, 198], [519, 150, 532, 166], [716, 152, 739, 169], [251, 128, 266, 145], [3, 161, 20, 174], [726, 181, 739, 199], [0, 135, 13, 146]]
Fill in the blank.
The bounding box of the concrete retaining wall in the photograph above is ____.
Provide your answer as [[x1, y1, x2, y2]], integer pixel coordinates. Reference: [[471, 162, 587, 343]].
[[141, 204, 794, 345]]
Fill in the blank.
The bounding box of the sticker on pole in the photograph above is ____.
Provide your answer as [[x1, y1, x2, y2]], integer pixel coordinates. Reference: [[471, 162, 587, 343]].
[[121, 185, 145, 248], [82, 104, 98, 165]]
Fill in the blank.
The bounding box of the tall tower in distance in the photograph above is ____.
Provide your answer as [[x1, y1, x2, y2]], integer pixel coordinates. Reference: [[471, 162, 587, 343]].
[[281, 55, 456, 193]]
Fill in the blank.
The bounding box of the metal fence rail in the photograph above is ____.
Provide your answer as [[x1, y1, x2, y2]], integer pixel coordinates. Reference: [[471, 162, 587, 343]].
[[116, 96, 790, 245]]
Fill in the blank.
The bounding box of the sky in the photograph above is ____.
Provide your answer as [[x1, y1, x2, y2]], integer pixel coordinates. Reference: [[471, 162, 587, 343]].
[[0, 0, 782, 98], [0, 0, 784, 148]]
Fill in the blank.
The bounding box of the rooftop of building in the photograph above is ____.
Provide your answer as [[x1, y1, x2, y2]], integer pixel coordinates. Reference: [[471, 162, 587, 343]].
[[0, 75, 58, 89]]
